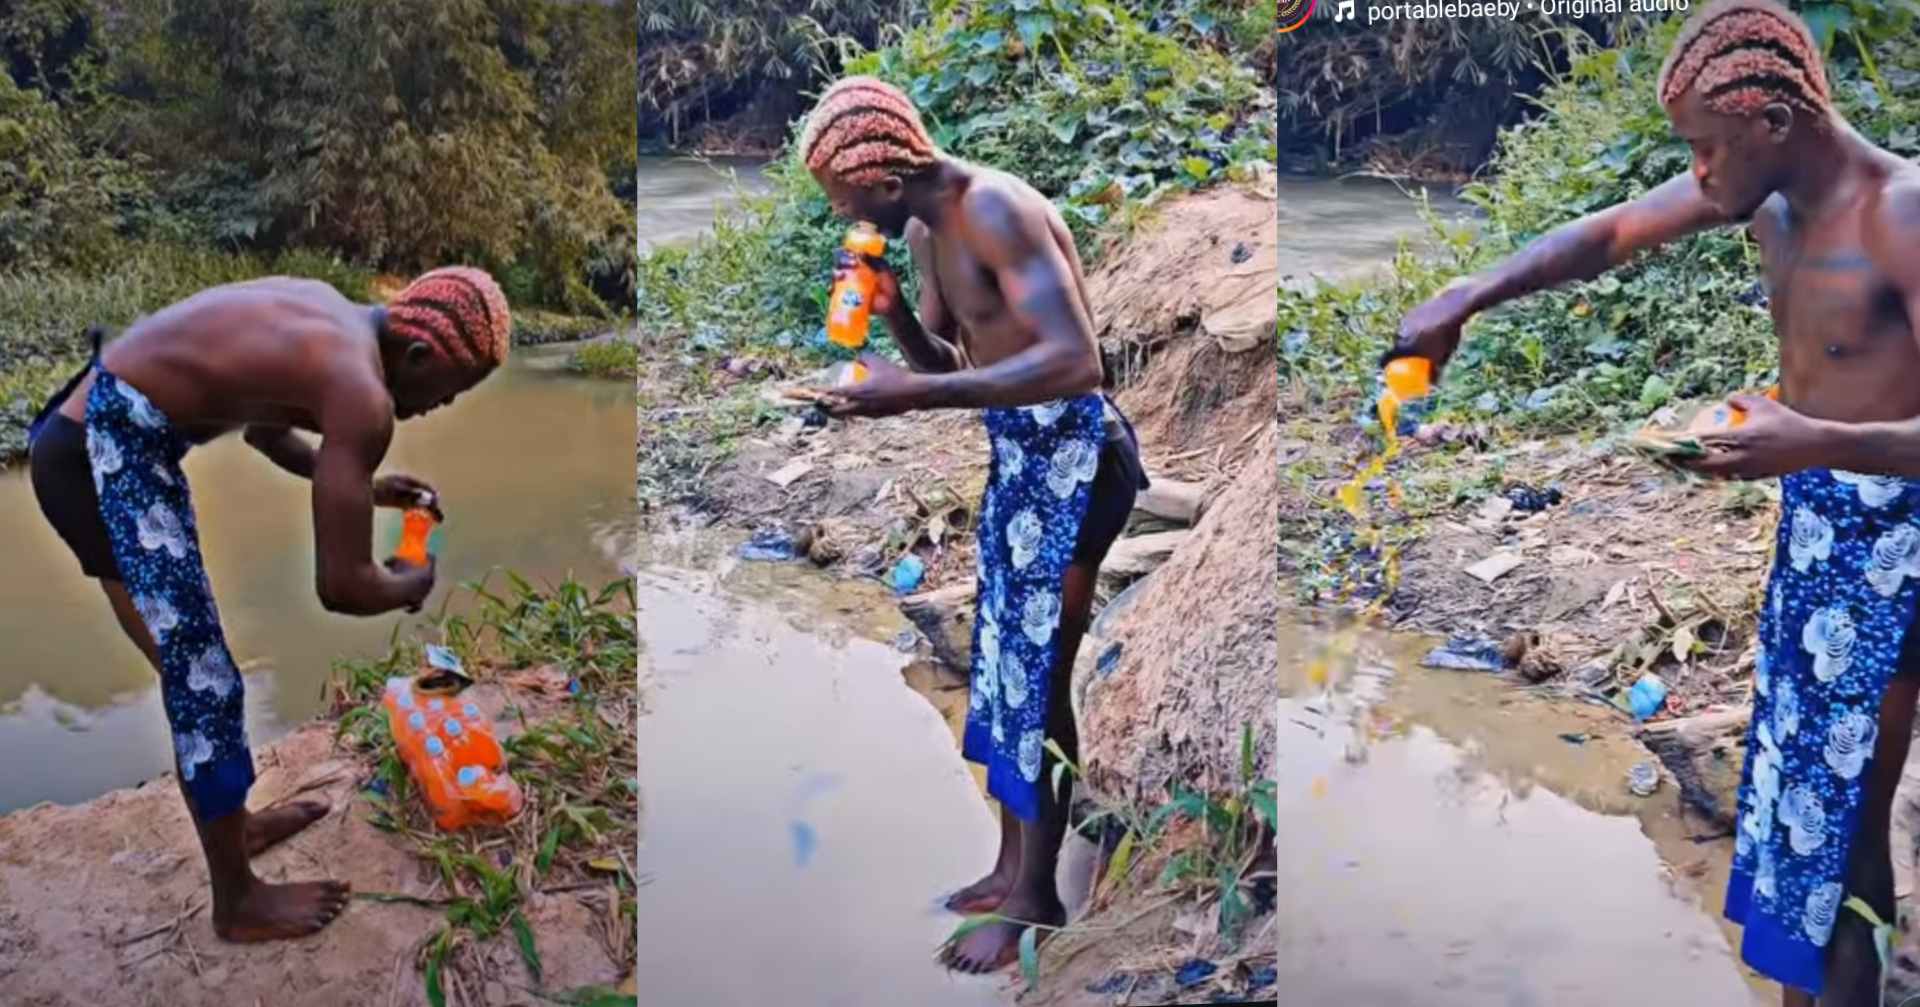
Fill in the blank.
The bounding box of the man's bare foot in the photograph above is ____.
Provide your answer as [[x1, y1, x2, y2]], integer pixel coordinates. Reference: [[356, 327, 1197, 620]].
[[944, 868, 1017, 915], [214, 878, 352, 942], [243, 800, 330, 857], [940, 895, 1064, 974]]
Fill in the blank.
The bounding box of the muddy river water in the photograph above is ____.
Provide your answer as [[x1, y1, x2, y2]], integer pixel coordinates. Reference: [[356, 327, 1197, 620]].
[[0, 345, 632, 812], [636, 155, 770, 254], [634, 538, 1025, 1007]]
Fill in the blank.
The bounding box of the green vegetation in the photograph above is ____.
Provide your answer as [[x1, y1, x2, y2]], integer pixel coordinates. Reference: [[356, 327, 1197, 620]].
[[567, 340, 640, 380], [1280, 13, 1920, 433], [331, 573, 638, 1006], [0, 0, 636, 461]]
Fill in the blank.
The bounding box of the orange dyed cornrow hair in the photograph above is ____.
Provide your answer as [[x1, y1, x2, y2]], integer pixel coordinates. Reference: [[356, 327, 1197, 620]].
[[799, 76, 938, 187], [386, 267, 512, 371], [1657, 0, 1830, 120]]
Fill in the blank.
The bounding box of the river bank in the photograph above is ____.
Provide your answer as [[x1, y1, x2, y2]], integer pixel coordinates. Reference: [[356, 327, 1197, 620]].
[[637, 180, 1280, 1003], [0, 574, 639, 1006]]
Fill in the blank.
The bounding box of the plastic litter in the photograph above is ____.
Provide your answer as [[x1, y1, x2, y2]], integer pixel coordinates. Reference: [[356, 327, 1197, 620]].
[[1627, 760, 1661, 797], [1504, 483, 1563, 513], [737, 529, 799, 562], [890, 554, 926, 594], [1421, 634, 1507, 672], [1174, 960, 1218, 989], [1626, 673, 1669, 721]]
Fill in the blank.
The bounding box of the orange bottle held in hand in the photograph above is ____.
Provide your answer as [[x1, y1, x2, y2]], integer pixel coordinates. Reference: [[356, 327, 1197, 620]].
[[395, 507, 435, 566], [1383, 357, 1433, 401], [826, 222, 888, 353]]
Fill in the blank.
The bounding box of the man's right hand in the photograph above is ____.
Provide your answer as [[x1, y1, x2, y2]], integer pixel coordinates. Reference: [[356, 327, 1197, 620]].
[[838, 251, 906, 324], [1384, 277, 1479, 376], [383, 555, 436, 614]]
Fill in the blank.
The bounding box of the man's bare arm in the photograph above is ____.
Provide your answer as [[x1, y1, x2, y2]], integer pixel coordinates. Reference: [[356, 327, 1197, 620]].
[[1803, 184, 1920, 475], [910, 189, 1100, 409], [243, 425, 317, 479], [310, 380, 432, 615], [881, 220, 967, 373]]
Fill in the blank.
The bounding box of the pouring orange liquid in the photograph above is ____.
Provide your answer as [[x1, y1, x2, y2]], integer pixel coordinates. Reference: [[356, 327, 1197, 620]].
[[1334, 356, 1433, 609], [395, 507, 435, 566]]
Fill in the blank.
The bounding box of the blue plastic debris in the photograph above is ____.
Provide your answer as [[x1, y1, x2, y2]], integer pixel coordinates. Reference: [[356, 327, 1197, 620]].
[[891, 554, 926, 594], [1421, 633, 1506, 672], [366, 776, 390, 798], [789, 820, 818, 867], [567, 678, 582, 697], [1248, 965, 1276, 991], [1085, 976, 1129, 995], [1096, 641, 1123, 678], [738, 529, 799, 562], [1627, 673, 1669, 721], [425, 644, 464, 674], [1175, 959, 1218, 988]]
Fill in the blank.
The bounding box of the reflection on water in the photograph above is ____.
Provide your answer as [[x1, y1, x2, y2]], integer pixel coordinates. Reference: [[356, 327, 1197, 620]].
[[0, 345, 632, 812], [1278, 176, 1473, 290], [1276, 617, 1766, 1006], [637, 155, 771, 253], [634, 543, 1011, 1007]]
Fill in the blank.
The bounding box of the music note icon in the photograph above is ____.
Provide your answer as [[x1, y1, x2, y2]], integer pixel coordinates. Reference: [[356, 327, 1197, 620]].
[[1334, 0, 1356, 21]]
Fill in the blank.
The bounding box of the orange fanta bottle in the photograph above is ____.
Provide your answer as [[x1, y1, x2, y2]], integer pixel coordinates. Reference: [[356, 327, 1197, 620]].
[[382, 678, 522, 830], [826, 222, 888, 352], [395, 508, 436, 566]]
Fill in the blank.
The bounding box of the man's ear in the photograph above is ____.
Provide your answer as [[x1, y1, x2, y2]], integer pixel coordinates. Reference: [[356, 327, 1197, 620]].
[[878, 175, 905, 202], [403, 341, 434, 367], [1761, 102, 1796, 143]]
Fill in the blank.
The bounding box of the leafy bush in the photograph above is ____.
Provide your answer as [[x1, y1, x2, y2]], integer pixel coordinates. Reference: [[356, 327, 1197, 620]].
[[639, 0, 1273, 361], [1281, 18, 1920, 432]]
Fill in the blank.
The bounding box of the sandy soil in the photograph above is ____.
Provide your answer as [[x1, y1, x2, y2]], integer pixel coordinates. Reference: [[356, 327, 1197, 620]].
[[0, 680, 632, 1007]]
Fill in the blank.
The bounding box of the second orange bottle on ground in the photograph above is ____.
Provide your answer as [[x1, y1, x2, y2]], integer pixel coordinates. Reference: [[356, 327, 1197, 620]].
[[382, 677, 522, 831]]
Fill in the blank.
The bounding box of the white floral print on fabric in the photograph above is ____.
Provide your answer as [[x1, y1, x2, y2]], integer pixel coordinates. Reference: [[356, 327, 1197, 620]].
[[1866, 524, 1920, 597], [137, 503, 189, 558], [1756, 646, 1771, 697], [1779, 784, 1827, 856], [1788, 508, 1834, 572], [87, 430, 123, 492], [961, 395, 1104, 824], [1008, 509, 1043, 570], [187, 646, 239, 699], [1822, 709, 1877, 781], [175, 731, 213, 780], [1773, 678, 1800, 740], [1833, 470, 1906, 509], [117, 380, 168, 430], [996, 438, 1026, 484], [133, 594, 180, 644], [1803, 883, 1844, 945], [1801, 607, 1857, 684]]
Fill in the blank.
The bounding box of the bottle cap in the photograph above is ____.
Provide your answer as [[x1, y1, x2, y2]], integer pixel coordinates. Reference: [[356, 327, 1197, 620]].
[[425, 736, 445, 757]]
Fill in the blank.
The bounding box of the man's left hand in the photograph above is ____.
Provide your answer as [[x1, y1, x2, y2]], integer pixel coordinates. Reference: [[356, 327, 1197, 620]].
[[817, 355, 927, 419], [1687, 394, 1831, 481], [373, 473, 443, 520]]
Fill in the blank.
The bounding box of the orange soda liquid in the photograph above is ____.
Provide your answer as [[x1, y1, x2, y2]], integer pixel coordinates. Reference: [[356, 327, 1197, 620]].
[[826, 222, 887, 352], [395, 508, 436, 566], [382, 678, 522, 830]]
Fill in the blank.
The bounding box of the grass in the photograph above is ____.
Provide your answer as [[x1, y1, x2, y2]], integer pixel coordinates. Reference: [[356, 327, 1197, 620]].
[[327, 571, 638, 1007], [940, 723, 1276, 993], [567, 341, 639, 380]]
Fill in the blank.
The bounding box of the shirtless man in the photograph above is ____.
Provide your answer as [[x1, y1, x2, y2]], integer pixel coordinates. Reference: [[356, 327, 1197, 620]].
[[799, 76, 1148, 972], [26, 268, 510, 941], [1391, 3, 1920, 1002]]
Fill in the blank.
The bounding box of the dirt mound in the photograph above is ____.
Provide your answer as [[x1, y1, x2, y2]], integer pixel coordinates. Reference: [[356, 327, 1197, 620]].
[[1079, 423, 1280, 809], [1091, 174, 1278, 462], [0, 683, 628, 1007]]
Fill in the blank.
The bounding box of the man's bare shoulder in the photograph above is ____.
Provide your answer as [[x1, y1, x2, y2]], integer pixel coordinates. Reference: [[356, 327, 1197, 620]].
[[1865, 168, 1920, 285], [957, 169, 1056, 247]]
